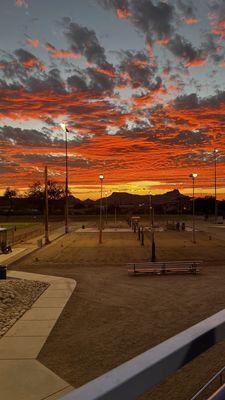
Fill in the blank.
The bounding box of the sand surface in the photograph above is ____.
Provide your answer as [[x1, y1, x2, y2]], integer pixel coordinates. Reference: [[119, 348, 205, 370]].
[[11, 227, 225, 400]]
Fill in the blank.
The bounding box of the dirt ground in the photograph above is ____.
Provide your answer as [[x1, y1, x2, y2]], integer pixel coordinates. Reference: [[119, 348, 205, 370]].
[[11, 228, 225, 400]]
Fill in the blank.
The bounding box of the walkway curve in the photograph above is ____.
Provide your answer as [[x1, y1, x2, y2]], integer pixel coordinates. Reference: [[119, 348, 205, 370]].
[[0, 271, 76, 400]]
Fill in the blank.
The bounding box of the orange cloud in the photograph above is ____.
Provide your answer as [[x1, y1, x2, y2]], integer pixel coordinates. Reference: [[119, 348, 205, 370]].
[[156, 38, 170, 45], [15, 0, 28, 7], [46, 43, 80, 59], [23, 58, 45, 70], [183, 17, 198, 25], [185, 58, 207, 68], [212, 19, 225, 38], [1, 79, 225, 198], [116, 8, 131, 19], [26, 38, 40, 48], [95, 66, 116, 78]]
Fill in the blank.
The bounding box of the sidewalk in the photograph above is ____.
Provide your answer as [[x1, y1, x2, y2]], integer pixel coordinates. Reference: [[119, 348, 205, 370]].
[[0, 225, 67, 265], [0, 271, 76, 400]]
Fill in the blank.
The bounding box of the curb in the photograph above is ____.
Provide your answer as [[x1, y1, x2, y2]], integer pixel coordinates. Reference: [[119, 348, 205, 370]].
[[0, 271, 76, 400]]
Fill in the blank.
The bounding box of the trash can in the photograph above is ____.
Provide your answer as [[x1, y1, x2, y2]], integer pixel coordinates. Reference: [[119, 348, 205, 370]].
[[0, 265, 7, 280]]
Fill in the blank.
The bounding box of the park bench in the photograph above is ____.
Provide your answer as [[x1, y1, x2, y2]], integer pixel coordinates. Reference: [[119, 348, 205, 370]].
[[127, 261, 202, 276]]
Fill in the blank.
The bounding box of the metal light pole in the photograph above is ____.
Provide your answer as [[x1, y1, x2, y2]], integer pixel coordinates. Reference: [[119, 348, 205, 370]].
[[44, 166, 50, 245], [149, 194, 152, 229], [189, 173, 198, 244], [214, 149, 219, 224], [99, 175, 104, 244], [149, 193, 156, 261], [105, 191, 108, 225], [60, 123, 69, 234], [149, 194, 154, 228]]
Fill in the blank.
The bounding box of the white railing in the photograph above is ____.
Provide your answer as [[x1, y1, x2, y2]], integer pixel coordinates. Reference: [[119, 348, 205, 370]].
[[60, 310, 225, 400]]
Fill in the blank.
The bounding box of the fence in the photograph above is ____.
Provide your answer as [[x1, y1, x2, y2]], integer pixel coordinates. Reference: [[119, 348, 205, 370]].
[[12, 222, 63, 244], [190, 366, 225, 400], [60, 309, 225, 400]]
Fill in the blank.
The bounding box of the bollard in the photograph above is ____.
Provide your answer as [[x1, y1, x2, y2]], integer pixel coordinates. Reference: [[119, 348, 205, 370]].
[[0, 265, 7, 279], [141, 227, 144, 246], [138, 227, 141, 240], [151, 231, 156, 262]]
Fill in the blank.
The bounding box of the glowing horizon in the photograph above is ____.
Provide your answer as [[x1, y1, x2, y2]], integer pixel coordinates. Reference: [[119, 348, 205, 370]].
[[1, 1, 225, 199]]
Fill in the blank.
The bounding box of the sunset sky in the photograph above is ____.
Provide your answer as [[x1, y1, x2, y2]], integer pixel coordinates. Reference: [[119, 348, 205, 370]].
[[0, 0, 225, 199]]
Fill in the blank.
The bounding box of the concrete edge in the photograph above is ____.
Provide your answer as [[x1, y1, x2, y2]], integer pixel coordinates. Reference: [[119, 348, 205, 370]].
[[8, 231, 66, 268], [2, 270, 77, 399]]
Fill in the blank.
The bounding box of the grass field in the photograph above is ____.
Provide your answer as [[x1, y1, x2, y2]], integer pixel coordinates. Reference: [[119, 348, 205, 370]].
[[11, 224, 225, 400], [0, 222, 37, 230]]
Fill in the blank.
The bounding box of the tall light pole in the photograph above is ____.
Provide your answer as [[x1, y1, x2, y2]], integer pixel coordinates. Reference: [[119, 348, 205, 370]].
[[99, 174, 104, 244], [214, 149, 219, 224], [149, 194, 154, 228], [149, 193, 156, 261], [44, 166, 50, 245], [105, 191, 108, 225], [60, 123, 69, 234], [189, 173, 198, 244]]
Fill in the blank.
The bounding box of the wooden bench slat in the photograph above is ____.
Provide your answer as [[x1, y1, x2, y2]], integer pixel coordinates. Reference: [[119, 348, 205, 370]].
[[127, 260, 203, 263], [127, 260, 201, 276]]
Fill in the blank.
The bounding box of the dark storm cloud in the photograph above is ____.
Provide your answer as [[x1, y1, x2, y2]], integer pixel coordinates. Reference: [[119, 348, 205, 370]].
[[26, 68, 66, 94], [14, 153, 98, 168], [87, 67, 115, 92], [98, 0, 175, 42], [0, 126, 92, 148], [176, 0, 196, 19], [118, 50, 158, 89], [130, 0, 174, 41], [209, 0, 225, 15], [63, 19, 108, 66], [0, 48, 45, 85], [168, 34, 205, 66], [174, 93, 199, 109], [99, 0, 129, 9], [169, 149, 218, 165], [202, 33, 225, 63], [0, 58, 27, 81], [14, 48, 37, 63], [174, 91, 225, 110], [67, 74, 88, 90], [0, 126, 52, 147], [67, 61, 116, 93], [174, 130, 209, 145]]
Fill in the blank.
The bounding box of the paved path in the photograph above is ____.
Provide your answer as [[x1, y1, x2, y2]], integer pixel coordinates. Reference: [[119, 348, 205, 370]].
[[0, 225, 67, 265], [0, 271, 76, 400]]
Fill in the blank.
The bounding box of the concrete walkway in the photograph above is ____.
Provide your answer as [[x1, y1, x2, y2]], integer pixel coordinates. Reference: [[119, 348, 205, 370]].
[[0, 225, 67, 265], [0, 271, 76, 400]]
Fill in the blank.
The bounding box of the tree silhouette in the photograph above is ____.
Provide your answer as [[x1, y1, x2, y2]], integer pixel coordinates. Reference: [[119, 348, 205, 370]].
[[3, 187, 17, 199], [3, 187, 18, 212]]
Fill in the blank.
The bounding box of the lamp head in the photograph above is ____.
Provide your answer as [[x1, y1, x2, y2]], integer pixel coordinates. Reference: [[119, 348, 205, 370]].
[[60, 123, 69, 132], [189, 173, 198, 178], [214, 149, 219, 153], [99, 174, 104, 181]]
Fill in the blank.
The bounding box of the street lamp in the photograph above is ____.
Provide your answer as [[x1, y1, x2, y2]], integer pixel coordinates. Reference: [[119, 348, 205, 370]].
[[189, 173, 198, 244], [214, 149, 219, 224], [105, 191, 108, 225], [60, 123, 69, 234], [149, 193, 154, 228], [149, 193, 156, 261], [99, 174, 104, 244]]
